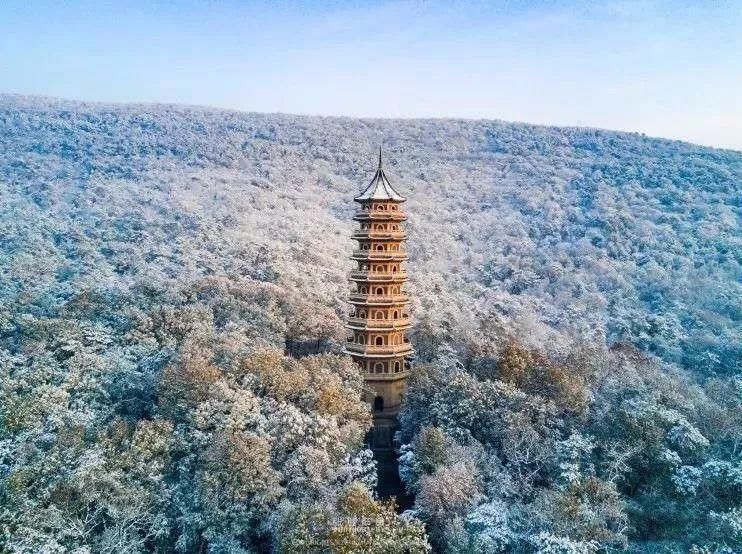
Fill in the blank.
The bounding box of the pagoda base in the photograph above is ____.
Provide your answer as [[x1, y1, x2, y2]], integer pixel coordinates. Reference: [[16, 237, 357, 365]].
[[365, 375, 407, 415]]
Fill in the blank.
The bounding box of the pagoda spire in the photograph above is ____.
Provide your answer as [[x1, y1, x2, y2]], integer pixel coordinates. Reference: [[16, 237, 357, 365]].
[[355, 147, 405, 202]]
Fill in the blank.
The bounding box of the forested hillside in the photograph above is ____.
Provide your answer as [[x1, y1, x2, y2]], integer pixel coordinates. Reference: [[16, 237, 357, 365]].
[[1, 95, 740, 552]]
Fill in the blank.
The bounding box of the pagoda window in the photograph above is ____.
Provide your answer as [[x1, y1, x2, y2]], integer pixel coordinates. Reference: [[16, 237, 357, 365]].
[[391, 205, 398, 211], [373, 396, 384, 411], [376, 244, 385, 251], [375, 337, 384, 346], [395, 361, 401, 372], [374, 311, 383, 319], [374, 362, 384, 373], [393, 310, 398, 319], [376, 287, 384, 295]]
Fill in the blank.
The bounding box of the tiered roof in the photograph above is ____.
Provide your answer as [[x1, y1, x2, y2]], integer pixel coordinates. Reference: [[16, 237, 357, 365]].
[[354, 147, 405, 202]]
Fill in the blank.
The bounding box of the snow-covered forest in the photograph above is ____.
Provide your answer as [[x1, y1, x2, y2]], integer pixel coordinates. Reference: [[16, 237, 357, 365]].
[[1, 95, 740, 553]]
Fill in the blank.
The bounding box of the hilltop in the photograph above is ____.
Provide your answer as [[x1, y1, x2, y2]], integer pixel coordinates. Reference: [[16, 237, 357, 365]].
[[1, 94, 739, 374]]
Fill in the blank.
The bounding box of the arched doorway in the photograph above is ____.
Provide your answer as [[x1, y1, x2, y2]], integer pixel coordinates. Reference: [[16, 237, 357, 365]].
[[373, 396, 384, 412]]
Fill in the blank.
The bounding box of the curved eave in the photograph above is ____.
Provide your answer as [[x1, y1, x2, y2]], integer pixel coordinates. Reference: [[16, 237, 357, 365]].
[[346, 321, 412, 331], [348, 275, 408, 283], [350, 252, 409, 262], [348, 298, 411, 306], [354, 167, 406, 202], [353, 212, 407, 222], [343, 346, 414, 358]]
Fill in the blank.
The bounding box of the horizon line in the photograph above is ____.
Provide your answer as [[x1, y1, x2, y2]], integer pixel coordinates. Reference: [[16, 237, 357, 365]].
[[2, 91, 739, 155]]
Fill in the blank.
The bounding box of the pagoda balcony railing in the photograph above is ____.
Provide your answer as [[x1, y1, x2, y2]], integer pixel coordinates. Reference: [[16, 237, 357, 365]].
[[347, 316, 412, 329], [348, 293, 410, 304], [353, 211, 407, 221], [349, 270, 408, 282], [351, 231, 407, 241], [351, 249, 408, 260], [357, 205, 405, 213], [344, 343, 413, 355], [360, 369, 410, 381]]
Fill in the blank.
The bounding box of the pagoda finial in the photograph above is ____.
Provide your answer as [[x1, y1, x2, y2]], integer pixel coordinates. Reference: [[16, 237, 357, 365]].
[[354, 139, 405, 201]]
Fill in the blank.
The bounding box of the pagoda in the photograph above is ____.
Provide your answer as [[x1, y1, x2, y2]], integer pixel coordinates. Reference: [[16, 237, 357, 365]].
[[344, 149, 412, 447]]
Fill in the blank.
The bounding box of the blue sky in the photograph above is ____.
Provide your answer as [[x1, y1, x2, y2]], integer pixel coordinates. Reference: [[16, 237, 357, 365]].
[[1, 1, 740, 149]]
